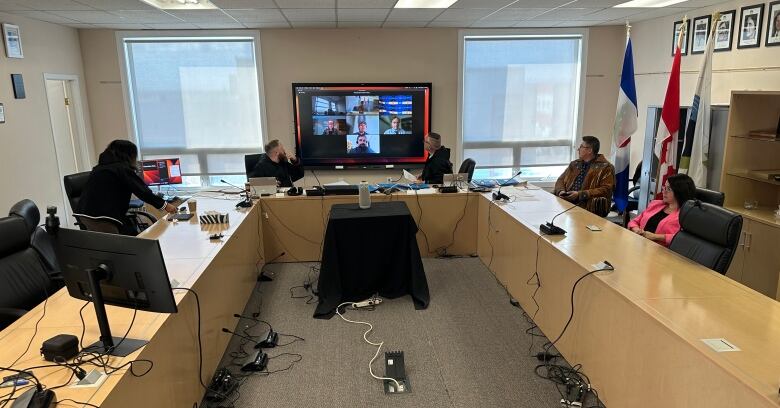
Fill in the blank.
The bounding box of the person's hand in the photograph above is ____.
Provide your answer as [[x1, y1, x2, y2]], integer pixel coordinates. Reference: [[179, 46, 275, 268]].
[[164, 203, 177, 214], [630, 227, 643, 235], [565, 191, 580, 202]]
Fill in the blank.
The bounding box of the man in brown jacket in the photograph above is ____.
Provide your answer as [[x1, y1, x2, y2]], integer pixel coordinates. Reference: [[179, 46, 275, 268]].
[[554, 136, 616, 217]]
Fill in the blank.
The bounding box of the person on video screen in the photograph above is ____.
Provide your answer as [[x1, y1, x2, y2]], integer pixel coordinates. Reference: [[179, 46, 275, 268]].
[[349, 134, 376, 154], [248, 139, 304, 187], [384, 116, 409, 134], [322, 119, 340, 136], [352, 99, 366, 114]]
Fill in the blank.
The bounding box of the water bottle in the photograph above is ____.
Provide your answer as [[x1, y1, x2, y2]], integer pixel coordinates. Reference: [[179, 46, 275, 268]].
[[359, 181, 371, 209]]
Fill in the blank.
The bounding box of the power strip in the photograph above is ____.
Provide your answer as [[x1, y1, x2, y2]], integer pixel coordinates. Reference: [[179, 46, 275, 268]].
[[353, 296, 382, 309]]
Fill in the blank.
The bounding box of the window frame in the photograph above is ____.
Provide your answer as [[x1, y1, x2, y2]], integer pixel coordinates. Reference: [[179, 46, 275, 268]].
[[115, 30, 269, 187], [456, 29, 589, 180]]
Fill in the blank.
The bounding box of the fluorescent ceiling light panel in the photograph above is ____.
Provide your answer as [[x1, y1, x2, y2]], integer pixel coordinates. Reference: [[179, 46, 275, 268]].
[[140, 0, 218, 10], [614, 0, 687, 7], [394, 0, 458, 8]]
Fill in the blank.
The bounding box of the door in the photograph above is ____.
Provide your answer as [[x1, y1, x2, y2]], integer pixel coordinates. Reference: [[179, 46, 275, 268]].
[[45, 77, 88, 227], [725, 220, 747, 282], [741, 220, 780, 299]]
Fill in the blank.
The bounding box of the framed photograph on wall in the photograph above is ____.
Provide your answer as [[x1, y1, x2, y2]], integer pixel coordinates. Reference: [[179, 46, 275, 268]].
[[672, 19, 689, 55], [691, 15, 711, 54], [766, 0, 780, 46], [738, 3, 764, 49], [2, 23, 23, 58], [714, 10, 736, 51]]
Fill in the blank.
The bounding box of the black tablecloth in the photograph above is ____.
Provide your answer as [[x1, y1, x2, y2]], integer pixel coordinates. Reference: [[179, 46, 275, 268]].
[[314, 201, 430, 318]]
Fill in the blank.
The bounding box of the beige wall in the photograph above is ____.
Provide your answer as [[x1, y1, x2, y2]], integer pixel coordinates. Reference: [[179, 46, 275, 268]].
[[0, 12, 93, 215], [79, 26, 622, 185], [630, 0, 780, 168]]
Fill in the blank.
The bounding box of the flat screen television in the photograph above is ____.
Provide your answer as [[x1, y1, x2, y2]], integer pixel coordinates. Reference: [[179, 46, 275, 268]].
[[292, 83, 432, 169], [141, 158, 182, 186]]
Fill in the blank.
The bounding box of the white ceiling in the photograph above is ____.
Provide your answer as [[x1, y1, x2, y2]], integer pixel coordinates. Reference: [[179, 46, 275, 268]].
[[0, 0, 731, 29]]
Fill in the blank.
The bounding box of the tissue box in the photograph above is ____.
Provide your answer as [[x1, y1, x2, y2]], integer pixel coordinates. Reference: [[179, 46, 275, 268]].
[[199, 211, 229, 224]]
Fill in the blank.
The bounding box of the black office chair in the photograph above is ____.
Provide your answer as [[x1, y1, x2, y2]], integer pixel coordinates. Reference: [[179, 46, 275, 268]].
[[458, 158, 476, 182], [245, 153, 263, 176], [0, 215, 62, 330], [669, 200, 743, 275], [8, 199, 60, 277], [694, 187, 725, 207], [63, 171, 156, 233]]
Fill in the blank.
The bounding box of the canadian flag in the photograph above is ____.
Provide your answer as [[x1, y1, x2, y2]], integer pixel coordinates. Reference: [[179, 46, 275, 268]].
[[653, 28, 683, 199]]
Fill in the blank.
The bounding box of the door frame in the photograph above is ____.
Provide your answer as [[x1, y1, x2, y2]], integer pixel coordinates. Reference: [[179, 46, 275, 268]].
[[43, 73, 92, 227]]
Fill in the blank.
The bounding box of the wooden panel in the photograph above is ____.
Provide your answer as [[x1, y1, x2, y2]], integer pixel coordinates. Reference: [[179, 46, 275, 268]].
[[742, 220, 780, 299], [725, 228, 746, 283]]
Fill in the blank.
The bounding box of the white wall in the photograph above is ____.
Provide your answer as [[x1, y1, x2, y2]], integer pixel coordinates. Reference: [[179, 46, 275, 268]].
[[0, 12, 93, 215], [630, 0, 780, 169]]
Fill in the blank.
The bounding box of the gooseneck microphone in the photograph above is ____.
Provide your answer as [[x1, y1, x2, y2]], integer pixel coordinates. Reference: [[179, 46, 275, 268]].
[[221, 179, 253, 208], [540, 203, 579, 235], [221, 328, 261, 346], [492, 170, 523, 201]]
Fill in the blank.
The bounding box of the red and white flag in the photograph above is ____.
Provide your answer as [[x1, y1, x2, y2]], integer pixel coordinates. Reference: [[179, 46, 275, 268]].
[[653, 24, 684, 198]]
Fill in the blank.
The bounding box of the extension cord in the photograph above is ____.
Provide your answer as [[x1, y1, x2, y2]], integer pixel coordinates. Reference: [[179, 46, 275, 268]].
[[353, 297, 382, 309]]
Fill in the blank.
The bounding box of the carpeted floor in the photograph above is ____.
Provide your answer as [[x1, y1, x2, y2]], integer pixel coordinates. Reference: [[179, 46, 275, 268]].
[[210, 258, 592, 408]]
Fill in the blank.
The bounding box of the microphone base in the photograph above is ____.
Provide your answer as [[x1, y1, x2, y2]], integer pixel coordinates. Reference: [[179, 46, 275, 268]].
[[241, 350, 269, 372], [492, 191, 509, 201], [540, 222, 566, 235]]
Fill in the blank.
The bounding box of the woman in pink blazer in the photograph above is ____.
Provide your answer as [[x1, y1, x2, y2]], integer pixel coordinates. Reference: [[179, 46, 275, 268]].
[[628, 174, 696, 246]]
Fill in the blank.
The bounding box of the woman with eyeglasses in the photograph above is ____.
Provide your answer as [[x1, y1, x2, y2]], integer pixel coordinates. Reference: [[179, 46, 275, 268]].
[[627, 173, 696, 246]]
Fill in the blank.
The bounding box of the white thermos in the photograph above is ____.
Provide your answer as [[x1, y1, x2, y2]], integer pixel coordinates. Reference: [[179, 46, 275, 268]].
[[358, 181, 371, 209]]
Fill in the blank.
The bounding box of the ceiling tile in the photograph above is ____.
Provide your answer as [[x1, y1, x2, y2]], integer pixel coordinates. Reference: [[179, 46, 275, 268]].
[[0, 1, 35, 11], [560, 0, 624, 6], [471, 19, 518, 27], [167, 9, 236, 22], [507, 0, 574, 7], [338, 21, 383, 27], [6, 10, 79, 23], [535, 8, 602, 20], [428, 20, 474, 27], [629, 7, 694, 22], [580, 7, 643, 21], [65, 23, 97, 28], [386, 8, 443, 21], [512, 19, 558, 27], [111, 10, 182, 23], [290, 21, 337, 27], [337, 8, 390, 20], [93, 23, 149, 29], [338, 0, 397, 7], [282, 8, 335, 21], [451, 0, 515, 7], [224, 9, 286, 22], [18, 0, 93, 11], [243, 21, 290, 27], [195, 21, 245, 28], [210, 0, 278, 8], [482, 8, 546, 20], [382, 21, 427, 27], [75, 0, 155, 10], [143, 22, 200, 28], [49, 10, 123, 23], [554, 20, 601, 27], [435, 8, 494, 20], [275, 0, 334, 8]]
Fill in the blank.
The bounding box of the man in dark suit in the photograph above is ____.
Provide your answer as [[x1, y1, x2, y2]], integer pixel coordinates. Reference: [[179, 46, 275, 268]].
[[248, 139, 304, 187], [418, 132, 452, 185]]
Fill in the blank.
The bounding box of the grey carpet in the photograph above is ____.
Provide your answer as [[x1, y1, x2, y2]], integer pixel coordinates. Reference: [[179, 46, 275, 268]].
[[211, 258, 588, 408]]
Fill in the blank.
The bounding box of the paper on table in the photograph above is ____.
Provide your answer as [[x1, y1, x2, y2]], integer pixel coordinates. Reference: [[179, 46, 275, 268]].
[[323, 180, 350, 186], [403, 170, 417, 182]]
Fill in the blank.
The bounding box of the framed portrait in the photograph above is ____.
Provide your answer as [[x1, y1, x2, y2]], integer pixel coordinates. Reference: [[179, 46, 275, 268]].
[[766, 0, 780, 47], [691, 15, 711, 54], [714, 10, 736, 51], [2, 24, 23, 59], [672, 19, 689, 56], [738, 3, 764, 49]]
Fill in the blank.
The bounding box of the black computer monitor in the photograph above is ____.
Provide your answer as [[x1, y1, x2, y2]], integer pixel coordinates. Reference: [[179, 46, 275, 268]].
[[53, 228, 177, 357], [141, 157, 183, 186]]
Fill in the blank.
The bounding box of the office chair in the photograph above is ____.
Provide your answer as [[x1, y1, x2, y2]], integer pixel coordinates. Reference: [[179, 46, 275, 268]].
[[63, 171, 157, 233], [694, 187, 725, 207], [458, 158, 476, 182], [0, 215, 62, 330], [8, 199, 59, 277], [669, 200, 743, 275], [72, 214, 122, 234], [245, 153, 263, 176]]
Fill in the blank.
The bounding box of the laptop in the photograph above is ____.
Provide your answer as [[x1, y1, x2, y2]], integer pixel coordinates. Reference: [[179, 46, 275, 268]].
[[248, 177, 278, 195], [443, 173, 469, 187]]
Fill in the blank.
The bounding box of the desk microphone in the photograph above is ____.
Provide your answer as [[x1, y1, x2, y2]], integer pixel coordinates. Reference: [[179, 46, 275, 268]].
[[540, 203, 578, 235], [492, 170, 522, 201], [220, 179, 252, 208]]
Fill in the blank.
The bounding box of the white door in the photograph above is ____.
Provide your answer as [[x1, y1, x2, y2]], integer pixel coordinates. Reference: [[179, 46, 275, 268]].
[[45, 78, 88, 227]]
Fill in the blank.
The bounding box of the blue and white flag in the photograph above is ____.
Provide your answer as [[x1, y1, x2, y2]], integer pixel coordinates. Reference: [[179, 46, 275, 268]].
[[611, 34, 637, 212]]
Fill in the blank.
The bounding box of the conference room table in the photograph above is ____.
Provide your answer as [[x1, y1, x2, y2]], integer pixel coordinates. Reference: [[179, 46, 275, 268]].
[[0, 186, 778, 408]]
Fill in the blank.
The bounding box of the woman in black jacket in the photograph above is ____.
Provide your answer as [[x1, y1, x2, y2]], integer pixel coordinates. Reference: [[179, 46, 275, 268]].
[[78, 140, 176, 235]]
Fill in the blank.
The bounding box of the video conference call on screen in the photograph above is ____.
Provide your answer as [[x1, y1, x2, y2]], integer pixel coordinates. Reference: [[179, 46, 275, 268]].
[[293, 84, 431, 167]]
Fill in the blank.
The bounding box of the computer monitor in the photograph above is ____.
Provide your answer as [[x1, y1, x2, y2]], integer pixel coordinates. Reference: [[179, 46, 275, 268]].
[[52, 227, 178, 357], [141, 158, 182, 186]]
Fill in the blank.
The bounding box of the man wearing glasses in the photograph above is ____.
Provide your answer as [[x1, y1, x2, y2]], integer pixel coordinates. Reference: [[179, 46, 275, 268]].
[[553, 136, 616, 217]]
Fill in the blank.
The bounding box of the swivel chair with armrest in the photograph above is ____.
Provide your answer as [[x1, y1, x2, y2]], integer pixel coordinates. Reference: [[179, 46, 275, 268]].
[[245, 153, 263, 177], [63, 171, 157, 234], [0, 215, 61, 330], [694, 187, 725, 207], [669, 200, 743, 275], [458, 158, 476, 182], [8, 199, 60, 277]]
